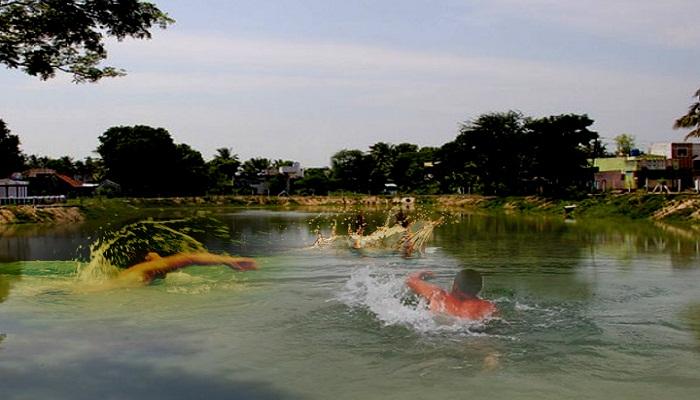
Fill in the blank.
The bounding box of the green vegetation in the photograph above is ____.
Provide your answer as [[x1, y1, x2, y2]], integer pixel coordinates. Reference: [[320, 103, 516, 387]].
[[3, 192, 700, 226], [674, 88, 700, 140], [613, 133, 636, 156], [0, 0, 172, 82], [575, 194, 668, 219], [96, 125, 208, 196], [1, 111, 603, 198], [0, 119, 23, 178]]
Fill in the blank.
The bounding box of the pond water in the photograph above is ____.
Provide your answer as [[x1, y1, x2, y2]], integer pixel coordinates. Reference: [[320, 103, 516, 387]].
[[1, 209, 700, 399]]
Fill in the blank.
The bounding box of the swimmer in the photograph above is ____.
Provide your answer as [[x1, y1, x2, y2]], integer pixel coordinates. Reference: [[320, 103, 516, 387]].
[[112, 251, 257, 286], [406, 269, 496, 320], [350, 211, 367, 235], [395, 208, 410, 228]]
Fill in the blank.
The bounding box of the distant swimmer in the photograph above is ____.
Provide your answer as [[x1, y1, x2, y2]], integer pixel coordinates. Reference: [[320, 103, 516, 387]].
[[113, 251, 257, 286], [395, 208, 411, 228], [406, 269, 496, 320]]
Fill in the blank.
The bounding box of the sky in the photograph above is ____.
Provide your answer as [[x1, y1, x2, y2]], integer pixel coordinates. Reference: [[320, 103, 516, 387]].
[[1, 0, 699, 167]]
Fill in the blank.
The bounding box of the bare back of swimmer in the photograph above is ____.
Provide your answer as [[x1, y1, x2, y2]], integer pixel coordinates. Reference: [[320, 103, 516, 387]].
[[406, 269, 496, 320]]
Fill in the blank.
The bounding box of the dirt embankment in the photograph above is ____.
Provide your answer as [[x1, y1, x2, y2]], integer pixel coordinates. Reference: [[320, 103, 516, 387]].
[[4, 193, 700, 224], [0, 206, 84, 224], [124, 195, 400, 207], [651, 198, 700, 220]]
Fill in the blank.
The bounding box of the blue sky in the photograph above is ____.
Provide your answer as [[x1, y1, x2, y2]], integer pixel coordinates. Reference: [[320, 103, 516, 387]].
[[1, 0, 699, 166]]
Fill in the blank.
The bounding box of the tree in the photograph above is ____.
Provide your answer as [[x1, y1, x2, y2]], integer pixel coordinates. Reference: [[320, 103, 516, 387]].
[[272, 159, 294, 168], [96, 125, 206, 196], [673, 88, 700, 140], [367, 142, 395, 193], [0, 0, 173, 82], [237, 157, 271, 193], [526, 114, 599, 196], [330, 149, 370, 193], [389, 143, 420, 192], [206, 148, 240, 194], [613, 133, 635, 156], [45, 156, 77, 175], [435, 111, 599, 196], [0, 119, 24, 177], [74, 156, 104, 182], [240, 157, 271, 181], [172, 143, 207, 195], [293, 167, 332, 195], [438, 111, 527, 195]]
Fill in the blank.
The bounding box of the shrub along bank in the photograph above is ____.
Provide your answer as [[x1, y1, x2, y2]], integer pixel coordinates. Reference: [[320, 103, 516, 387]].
[[2, 194, 700, 224]]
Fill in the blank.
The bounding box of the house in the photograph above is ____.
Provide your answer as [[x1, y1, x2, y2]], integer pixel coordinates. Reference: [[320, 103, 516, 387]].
[[648, 142, 700, 170], [648, 142, 700, 189], [0, 178, 67, 205], [247, 162, 305, 195], [279, 162, 304, 179], [593, 155, 676, 191], [0, 178, 29, 202], [19, 168, 95, 197]]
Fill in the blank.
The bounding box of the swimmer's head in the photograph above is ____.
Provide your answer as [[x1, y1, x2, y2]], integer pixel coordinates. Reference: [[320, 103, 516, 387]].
[[451, 269, 483, 299]]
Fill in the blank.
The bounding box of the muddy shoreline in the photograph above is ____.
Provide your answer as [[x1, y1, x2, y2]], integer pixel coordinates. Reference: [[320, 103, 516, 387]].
[[2, 193, 700, 224]]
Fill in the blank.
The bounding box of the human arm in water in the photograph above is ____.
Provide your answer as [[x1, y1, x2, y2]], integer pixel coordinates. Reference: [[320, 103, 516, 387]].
[[405, 270, 446, 302], [117, 252, 257, 284]]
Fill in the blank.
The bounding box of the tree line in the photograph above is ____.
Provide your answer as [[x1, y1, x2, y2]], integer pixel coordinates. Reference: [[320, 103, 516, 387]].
[[3, 1, 700, 199], [1, 111, 605, 198]]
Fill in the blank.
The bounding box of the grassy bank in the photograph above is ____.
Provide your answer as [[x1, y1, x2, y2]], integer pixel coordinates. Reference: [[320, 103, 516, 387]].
[[2, 193, 700, 225], [430, 193, 700, 221]]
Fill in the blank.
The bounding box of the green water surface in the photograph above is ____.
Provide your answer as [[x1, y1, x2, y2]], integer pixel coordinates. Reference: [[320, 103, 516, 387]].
[[1, 210, 700, 399]]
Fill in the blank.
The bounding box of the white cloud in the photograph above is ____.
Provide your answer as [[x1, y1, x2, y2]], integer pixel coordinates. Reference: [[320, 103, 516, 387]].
[[1, 29, 695, 165]]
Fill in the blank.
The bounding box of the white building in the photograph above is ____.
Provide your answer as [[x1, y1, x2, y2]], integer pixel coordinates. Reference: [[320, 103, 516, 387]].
[[0, 178, 29, 199], [279, 162, 304, 179]]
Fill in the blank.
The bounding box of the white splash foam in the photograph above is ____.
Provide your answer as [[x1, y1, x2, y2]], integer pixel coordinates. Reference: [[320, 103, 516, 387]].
[[337, 267, 489, 334], [514, 301, 536, 311]]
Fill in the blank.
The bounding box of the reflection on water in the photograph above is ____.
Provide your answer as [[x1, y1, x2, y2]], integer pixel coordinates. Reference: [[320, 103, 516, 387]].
[[1, 210, 700, 399], [0, 222, 92, 262], [0, 262, 22, 304], [684, 304, 700, 347], [0, 275, 16, 304], [0, 357, 302, 400]]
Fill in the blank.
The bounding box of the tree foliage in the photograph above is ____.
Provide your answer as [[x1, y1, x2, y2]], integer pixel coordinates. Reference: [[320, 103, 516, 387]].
[[293, 167, 332, 195], [206, 148, 240, 194], [613, 133, 635, 156], [0, 119, 24, 177], [6, 111, 604, 198], [25, 154, 104, 181], [437, 111, 527, 195], [525, 114, 598, 196], [96, 125, 206, 196], [331, 149, 370, 193], [0, 0, 173, 82], [436, 112, 599, 196], [673, 88, 700, 140]]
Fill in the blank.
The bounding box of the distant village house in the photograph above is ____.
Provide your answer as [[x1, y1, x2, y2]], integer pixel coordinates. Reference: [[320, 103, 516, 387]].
[[594, 142, 700, 192]]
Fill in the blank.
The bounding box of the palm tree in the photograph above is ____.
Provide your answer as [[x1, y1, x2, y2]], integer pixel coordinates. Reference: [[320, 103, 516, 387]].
[[674, 88, 700, 140], [215, 147, 233, 160]]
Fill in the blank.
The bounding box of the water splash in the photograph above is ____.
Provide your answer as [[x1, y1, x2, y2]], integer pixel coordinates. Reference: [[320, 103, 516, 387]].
[[312, 215, 442, 255], [76, 218, 226, 282], [337, 267, 491, 334]]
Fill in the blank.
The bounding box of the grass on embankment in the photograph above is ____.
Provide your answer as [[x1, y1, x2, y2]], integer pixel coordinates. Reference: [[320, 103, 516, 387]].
[[429, 193, 700, 221], [3, 193, 700, 224]]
